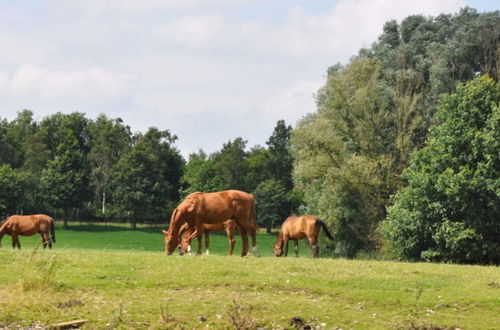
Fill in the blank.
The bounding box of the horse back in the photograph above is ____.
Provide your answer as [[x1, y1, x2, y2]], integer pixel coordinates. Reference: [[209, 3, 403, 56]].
[[200, 190, 253, 222], [281, 215, 320, 239]]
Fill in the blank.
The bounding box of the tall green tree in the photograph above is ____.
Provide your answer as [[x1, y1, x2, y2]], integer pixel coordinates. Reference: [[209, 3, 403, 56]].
[[0, 165, 26, 215], [39, 113, 92, 226], [88, 115, 132, 216], [212, 137, 249, 190], [382, 76, 500, 264], [253, 178, 286, 233], [110, 127, 184, 228], [292, 8, 500, 257], [266, 120, 293, 191], [180, 150, 225, 196]]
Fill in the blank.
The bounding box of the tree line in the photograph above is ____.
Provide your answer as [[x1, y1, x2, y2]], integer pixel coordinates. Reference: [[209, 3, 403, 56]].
[[0, 111, 298, 230], [0, 7, 498, 263]]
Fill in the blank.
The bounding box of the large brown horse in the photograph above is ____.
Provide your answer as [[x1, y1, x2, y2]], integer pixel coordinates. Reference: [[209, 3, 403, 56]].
[[274, 215, 333, 258], [0, 214, 56, 249], [162, 190, 259, 257], [178, 219, 238, 255]]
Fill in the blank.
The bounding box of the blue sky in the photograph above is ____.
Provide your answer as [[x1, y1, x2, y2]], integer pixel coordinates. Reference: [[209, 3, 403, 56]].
[[0, 0, 498, 157]]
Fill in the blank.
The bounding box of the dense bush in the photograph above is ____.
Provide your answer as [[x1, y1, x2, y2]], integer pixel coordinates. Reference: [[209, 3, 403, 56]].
[[382, 76, 500, 264]]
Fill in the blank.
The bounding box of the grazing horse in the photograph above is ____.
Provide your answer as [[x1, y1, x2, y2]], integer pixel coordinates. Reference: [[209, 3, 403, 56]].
[[162, 190, 259, 257], [0, 214, 56, 249], [178, 219, 238, 256], [274, 215, 333, 258]]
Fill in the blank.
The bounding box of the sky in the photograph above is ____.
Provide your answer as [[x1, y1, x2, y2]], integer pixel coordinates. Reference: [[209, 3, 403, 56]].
[[0, 0, 498, 158]]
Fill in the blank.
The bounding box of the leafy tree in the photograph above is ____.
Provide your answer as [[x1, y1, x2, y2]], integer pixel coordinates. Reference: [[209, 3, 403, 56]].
[[39, 113, 92, 226], [253, 179, 287, 233], [110, 127, 184, 228], [245, 146, 272, 192], [20, 131, 50, 213], [382, 76, 500, 264], [293, 8, 500, 257], [292, 58, 398, 256], [88, 115, 132, 216], [212, 137, 249, 190], [180, 150, 225, 196], [0, 110, 37, 169], [0, 165, 26, 215], [266, 120, 294, 191]]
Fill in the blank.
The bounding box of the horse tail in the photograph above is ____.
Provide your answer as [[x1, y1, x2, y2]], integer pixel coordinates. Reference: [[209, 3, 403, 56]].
[[249, 194, 260, 231], [0, 218, 10, 247], [50, 217, 56, 243], [317, 219, 334, 241]]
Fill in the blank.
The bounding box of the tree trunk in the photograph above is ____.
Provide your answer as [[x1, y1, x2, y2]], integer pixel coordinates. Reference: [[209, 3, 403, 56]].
[[266, 218, 272, 234], [101, 190, 106, 214]]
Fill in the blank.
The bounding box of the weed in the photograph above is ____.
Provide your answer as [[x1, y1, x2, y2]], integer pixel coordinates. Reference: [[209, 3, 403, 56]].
[[226, 294, 258, 330], [395, 284, 460, 330], [17, 245, 59, 291]]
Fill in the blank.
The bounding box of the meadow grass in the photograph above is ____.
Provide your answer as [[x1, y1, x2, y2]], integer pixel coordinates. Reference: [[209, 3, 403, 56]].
[[3, 222, 278, 256], [0, 224, 498, 329]]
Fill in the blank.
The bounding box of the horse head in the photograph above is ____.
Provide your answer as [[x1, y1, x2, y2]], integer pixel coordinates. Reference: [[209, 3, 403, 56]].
[[163, 228, 180, 255], [163, 207, 188, 255], [273, 242, 284, 257]]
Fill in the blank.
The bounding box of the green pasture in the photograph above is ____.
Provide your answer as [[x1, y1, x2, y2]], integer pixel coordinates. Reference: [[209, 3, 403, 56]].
[[1, 222, 279, 256], [0, 224, 498, 329]]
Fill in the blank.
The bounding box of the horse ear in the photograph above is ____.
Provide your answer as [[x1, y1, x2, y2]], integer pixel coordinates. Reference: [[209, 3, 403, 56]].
[[162, 230, 168, 235]]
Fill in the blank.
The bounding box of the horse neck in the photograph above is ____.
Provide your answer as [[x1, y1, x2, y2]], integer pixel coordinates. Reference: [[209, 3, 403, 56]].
[[169, 209, 185, 236], [0, 220, 8, 240], [275, 229, 284, 249]]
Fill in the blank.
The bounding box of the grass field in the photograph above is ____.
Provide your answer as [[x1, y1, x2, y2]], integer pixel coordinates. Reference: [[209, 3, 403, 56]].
[[1, 222, 278, 256], [0, 223, 499, 329]]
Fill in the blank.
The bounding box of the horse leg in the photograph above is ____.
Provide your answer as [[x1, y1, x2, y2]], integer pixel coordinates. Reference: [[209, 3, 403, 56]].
[[250, 228, 260, 257], [240, 227, 249, 257], [12, 234, 20, 249], [195, 223, 204, 255], [309, 237, 319, 258], [204, 230, 210, 255], [283, 237, 289, 257], [226, 226, 236, 256], [294, 239, 299, 257], [42, 233, 52, 249]]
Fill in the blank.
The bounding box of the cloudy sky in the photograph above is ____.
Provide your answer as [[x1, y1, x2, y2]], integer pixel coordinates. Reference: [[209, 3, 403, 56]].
[[0, 0, 497, 158]]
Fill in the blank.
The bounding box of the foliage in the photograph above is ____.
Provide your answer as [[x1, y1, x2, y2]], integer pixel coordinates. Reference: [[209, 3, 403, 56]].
[[266, 120, 294, 190], [382, 76, 500, 264], [109, 128, 184, 225], [292, 8, 500, 258], [211, 137, 250, 191], [180, 151, 225, 196], [0, 112, 185, 224], [88, 115, 132, 216], [253, 179, 287, 232], [39, 113, 92, 222], [0, 165, 26, 214]]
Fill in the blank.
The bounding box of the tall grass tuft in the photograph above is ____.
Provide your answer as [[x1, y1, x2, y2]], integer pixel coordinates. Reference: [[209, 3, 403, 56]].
[[16, 245, 59, 291], [226, 294, 258, 329]]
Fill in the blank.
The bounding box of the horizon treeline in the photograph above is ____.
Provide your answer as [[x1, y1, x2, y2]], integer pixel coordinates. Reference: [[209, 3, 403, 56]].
[[0, 110, 298, 230], [0, 7, 498, 264]]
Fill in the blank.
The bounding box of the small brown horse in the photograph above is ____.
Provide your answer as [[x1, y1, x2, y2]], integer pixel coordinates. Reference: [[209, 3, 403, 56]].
[[178, 219, 238, 255], [274, 215, 333, 258], [162, 190, 259, 257], [0, 214, 56, 249]]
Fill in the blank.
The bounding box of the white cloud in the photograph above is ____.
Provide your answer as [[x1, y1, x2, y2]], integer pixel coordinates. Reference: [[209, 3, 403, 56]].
[[5, 65, 133, 102], [0, 0, 470, 155], [153, 14, 225, 48]]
